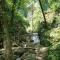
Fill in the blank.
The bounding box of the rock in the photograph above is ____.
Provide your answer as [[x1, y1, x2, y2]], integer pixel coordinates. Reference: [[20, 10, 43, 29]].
[[16, 58, 21, 60], [40, 47, 48, 53], [36, 56, 44, 60]]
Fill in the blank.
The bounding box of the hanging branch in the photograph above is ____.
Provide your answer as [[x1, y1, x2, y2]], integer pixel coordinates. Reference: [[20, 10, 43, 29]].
[[10, 0, 16, 40], [39, 0, 47, 28], [11, 0, 16, 24]]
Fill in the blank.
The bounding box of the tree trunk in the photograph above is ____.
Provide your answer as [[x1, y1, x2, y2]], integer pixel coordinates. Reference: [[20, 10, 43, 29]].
[[3, 24, 13, 60], [0, 0, 13, 60]]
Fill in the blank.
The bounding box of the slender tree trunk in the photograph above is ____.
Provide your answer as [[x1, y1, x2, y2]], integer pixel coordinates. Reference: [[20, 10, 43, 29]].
[[3, 0, 16, 59], [3, 23, 13, 60], [0, 0, 13, 60], [39, 0, 47, 28]]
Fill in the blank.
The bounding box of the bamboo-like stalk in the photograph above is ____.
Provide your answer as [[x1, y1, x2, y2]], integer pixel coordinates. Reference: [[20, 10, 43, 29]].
[[39, 0, 47, 28]]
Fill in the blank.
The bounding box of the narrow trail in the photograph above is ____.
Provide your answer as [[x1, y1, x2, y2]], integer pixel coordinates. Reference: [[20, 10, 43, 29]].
[[35, 47, 48, 60]]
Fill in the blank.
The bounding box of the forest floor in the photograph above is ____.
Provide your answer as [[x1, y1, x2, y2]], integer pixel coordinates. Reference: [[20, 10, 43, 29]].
[[0, 46, 48, 60]]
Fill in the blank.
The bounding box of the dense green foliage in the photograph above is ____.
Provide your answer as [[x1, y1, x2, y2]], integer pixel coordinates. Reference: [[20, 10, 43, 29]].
[[0, 0, 60, 60]]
